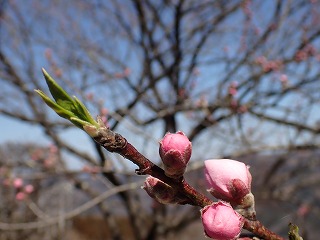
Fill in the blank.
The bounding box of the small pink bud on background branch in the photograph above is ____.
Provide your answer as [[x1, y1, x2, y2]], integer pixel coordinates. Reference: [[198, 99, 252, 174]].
[[15, 192, 26, 201], [13, 178, 23, 189], [24, 184, 34, 194]]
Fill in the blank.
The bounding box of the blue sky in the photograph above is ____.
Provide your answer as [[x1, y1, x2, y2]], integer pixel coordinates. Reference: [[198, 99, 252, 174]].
[[0, 113, 99, 169], [0, 115, 48, 144]]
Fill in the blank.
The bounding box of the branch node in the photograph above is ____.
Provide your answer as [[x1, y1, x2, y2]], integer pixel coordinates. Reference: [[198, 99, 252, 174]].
[[94, 128, 127, 152]]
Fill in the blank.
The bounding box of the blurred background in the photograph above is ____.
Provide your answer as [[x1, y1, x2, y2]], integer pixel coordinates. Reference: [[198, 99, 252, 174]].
[[0, 0, 320, 239]]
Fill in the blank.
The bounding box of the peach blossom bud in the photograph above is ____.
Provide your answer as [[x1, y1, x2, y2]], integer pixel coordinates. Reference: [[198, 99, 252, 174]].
[[86, 92, 94, 100], [31, 149, 43, 161], [3, 178, 11, 186], [297, 203, 310, 217], [280, 74, 289, 89], [201, 201, 244, 240], [280, 74, 288, 83], [204, 159, 252, 204], [44, 158, 55, 168], [44, 48, 52, 59], [159, 131, 192, 178], [124, 68, 131, 76], [16, 192, 26, 201], [255, 56, 267, 65], [100, 116, 108, 126], [54, 68, 62, 78], [230, 81, 238, 88], [178, 88, 186, 97], [230, 99, 238, 109], [143, 176, 178, 204], [24, 184, 34, 194], [193, 68, 200, 76], [254, 27, 261, 35], [49, 144, 58, 153], [238, 105, 248, 114], [13, 178, 23, 189], [100, 107, 109, 116], [228, 87, 237, 96]]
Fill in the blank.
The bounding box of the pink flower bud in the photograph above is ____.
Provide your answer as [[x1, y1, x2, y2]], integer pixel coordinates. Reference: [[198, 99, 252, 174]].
[[13, 178, 23, 189], [297, 203, 310, 217], [204, 159, 252, 204], [201, 201, 244, 240], [124, 68, 131, 77], [228, 87, 237, 96], [100, 107, 109, 116], [24, 184, 34, 194], [159, 131, 192, 178], [49, 144, 58, 153], [143, 176, 181, 204], [86, 92, 94, 100], [228, 82, 238, 96], [16, 192, 26, 201]]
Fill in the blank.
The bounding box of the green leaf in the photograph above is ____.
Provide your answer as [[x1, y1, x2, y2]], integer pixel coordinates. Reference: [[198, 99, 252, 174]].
[[35, 89, 76, 119], [288, 223, 303, 240], [36, 69, 99, 130], [70, 117, 91, 129], [73, 96, 99, 127], [41, 68, 76, 112]]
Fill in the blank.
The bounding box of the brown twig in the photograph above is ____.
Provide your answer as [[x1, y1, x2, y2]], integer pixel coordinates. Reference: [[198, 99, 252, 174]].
[[244, 219, 285, 240]]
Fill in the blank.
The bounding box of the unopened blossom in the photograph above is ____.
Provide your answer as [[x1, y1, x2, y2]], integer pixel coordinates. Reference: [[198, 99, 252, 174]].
[[297, 203, 310, 217], [100, 107, 109, 116], [86, 92, 94, 100], [143, 176, 178, 204], [204, 159, 252, 204], [159, 131, 192, 178], [238, 105, 248, 114], [201, 201, 244, 240], [13, 178, 24, 189], [280, 74, 289, 88], [228, 87, 237, 96], [16, 192, 26, 201], [49, 144, 58, 153], [204, 159, 256, 220], [24, 184, 34, 194], [228, 82, 238, 96]]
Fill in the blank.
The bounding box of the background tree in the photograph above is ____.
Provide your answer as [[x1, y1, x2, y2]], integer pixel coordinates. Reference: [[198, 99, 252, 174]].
[[0, 0, 319, 239]]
